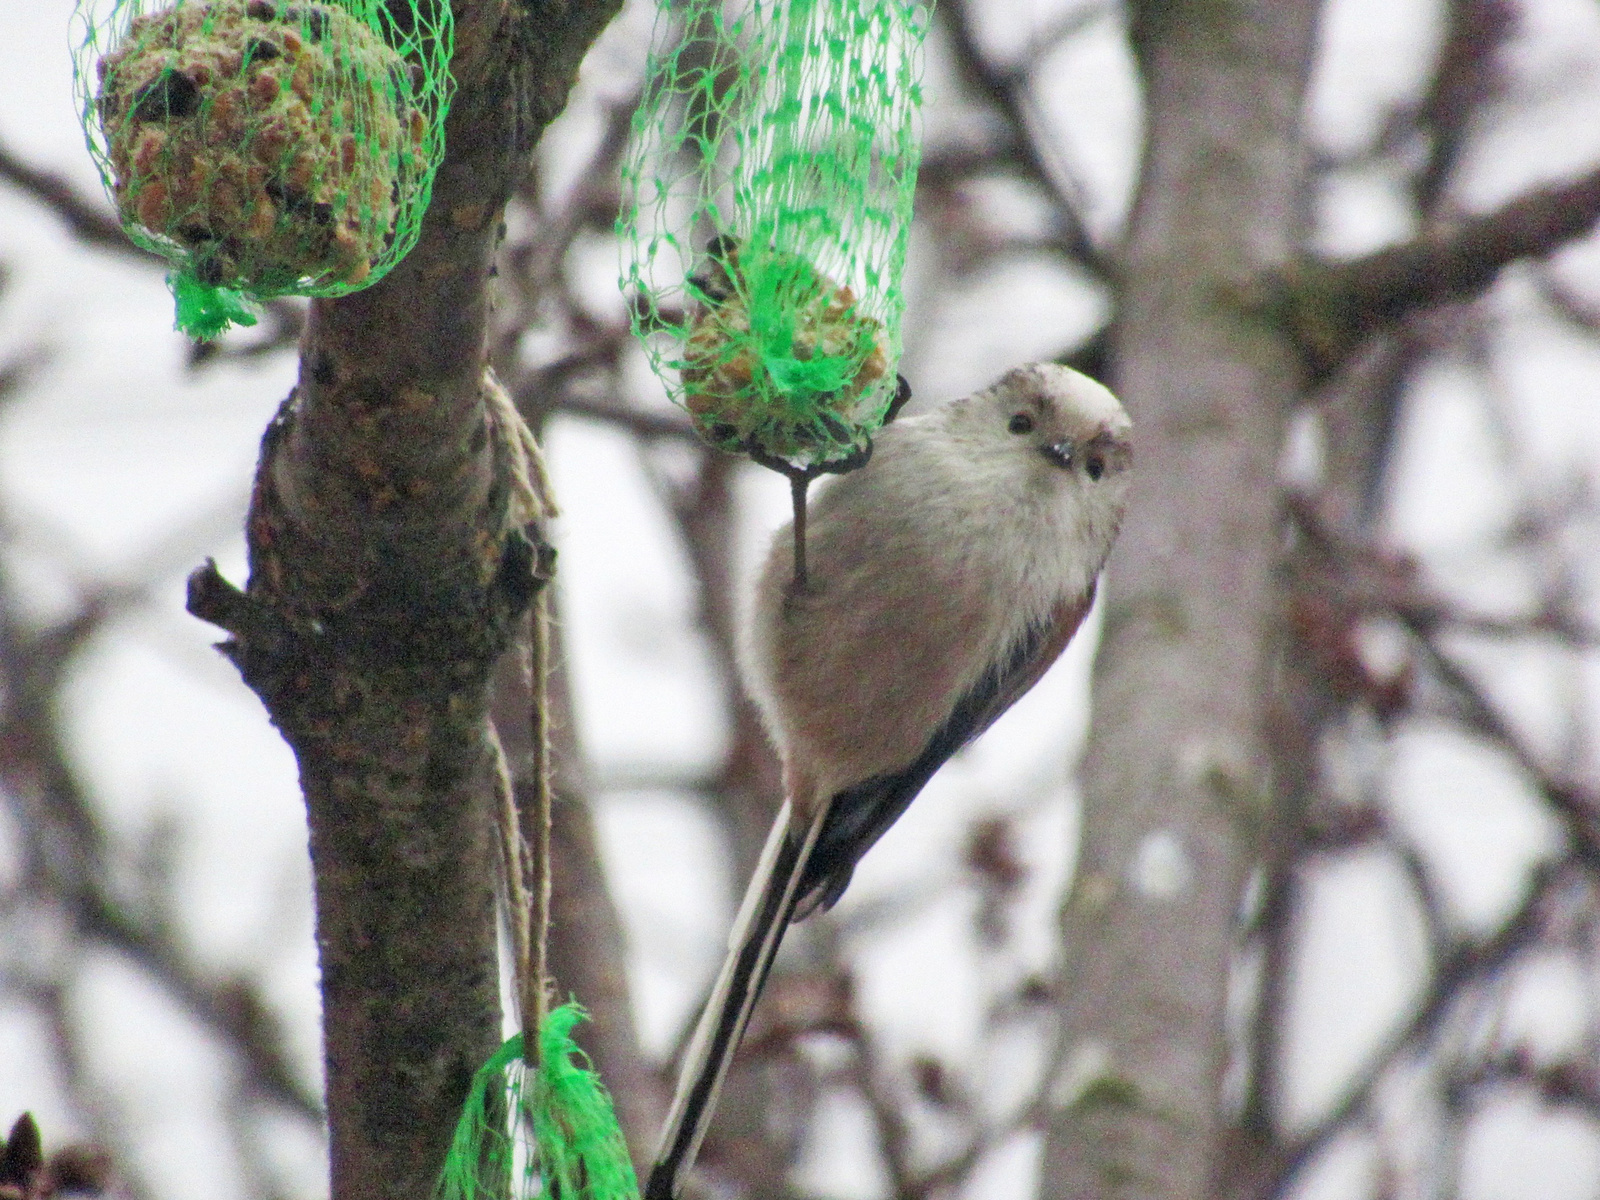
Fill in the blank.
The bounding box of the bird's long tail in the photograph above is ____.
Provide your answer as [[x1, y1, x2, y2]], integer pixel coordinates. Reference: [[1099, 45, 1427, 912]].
[[644, 798, 829, 1200]]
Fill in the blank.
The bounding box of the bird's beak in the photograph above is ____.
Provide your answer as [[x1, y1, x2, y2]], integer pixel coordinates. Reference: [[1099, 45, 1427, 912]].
[[1041, 440, 1076, 470]]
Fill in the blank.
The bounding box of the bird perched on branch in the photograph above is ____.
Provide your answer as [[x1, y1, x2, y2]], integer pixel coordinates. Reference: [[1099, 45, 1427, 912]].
[[645, 362, 1133, 1199]]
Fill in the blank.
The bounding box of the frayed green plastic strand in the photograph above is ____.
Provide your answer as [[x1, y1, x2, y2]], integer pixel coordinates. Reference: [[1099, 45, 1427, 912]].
[[439, 1003, 639, 1200], [170, 272, 258, 340], [531, 1005, 638, 1200]]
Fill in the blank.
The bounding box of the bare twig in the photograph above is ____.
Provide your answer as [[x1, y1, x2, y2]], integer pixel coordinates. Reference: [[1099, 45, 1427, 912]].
[[938, 0, 1109, 275], [0, 138, 148, 260], [1268, 863, 1566, 1194]]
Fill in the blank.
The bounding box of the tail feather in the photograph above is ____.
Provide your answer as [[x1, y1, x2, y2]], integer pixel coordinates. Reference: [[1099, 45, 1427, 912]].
[[645, 799, 829, 1200]]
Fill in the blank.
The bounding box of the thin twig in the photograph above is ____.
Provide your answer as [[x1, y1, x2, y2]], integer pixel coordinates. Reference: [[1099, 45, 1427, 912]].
[[0, 137, 149, 259], [527, 590, 555, 1057], [790, 474, 809, 591]]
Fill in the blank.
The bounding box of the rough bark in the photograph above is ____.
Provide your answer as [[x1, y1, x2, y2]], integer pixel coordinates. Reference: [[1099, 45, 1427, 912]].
[[186, 3, 623, 1198], [1041, 3, 1321, 1197]]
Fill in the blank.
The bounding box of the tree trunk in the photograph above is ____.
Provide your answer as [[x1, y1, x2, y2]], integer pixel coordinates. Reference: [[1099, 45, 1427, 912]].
[[187, 4, 623, 1198], [1041, 3, 1321, 1197]]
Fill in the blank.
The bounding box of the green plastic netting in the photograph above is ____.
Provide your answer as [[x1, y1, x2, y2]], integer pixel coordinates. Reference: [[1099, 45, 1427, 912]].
[[619, 0, 930, 467], [438, 1006, 639, 1200], [71, 0, 453, 338]]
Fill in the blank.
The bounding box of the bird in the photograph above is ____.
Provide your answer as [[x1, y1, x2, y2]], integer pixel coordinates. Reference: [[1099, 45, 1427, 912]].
[[644, 362, 1133, 1200]]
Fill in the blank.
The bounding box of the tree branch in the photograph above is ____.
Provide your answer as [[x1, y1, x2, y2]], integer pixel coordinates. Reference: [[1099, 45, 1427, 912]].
[[185, 3, 625, 1197], [1267, 863, 1564, 1195], [0, 138, 149, 259], [1281, 165, 1600, 378]]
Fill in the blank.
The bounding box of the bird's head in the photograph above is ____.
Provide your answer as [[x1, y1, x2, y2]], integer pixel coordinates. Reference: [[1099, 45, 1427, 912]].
[[956, 362, 1132, 494]]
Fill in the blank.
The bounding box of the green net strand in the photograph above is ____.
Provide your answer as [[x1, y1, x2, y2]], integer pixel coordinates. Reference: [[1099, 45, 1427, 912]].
[[71, 0, 453, 339], [170, 270, 259, 337], [439, 1004, 639, 1200], [619, 0, 930, 467]]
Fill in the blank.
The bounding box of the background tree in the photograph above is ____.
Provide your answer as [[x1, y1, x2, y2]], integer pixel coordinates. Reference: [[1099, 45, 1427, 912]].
[[4, 0, 1600, 1198]]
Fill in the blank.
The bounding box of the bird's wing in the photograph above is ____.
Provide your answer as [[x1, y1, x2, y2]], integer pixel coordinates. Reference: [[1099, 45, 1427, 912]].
[[646, 586, 1099, 1199], [794, 584, 1097, 917]]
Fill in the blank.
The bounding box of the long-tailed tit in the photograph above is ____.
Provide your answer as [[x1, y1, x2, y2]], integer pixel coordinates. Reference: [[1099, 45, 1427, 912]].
[[645, 363, 1132, 1199]]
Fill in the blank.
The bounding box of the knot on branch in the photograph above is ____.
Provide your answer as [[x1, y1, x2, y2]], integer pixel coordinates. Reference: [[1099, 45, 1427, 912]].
[[187, 542, 542, 756], [187, 370, 555, 758]]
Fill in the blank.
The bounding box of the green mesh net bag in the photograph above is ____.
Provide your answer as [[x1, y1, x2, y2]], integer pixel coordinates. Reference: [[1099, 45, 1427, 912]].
[[619, 0, 930, 469], [71, 0, 453, 339]]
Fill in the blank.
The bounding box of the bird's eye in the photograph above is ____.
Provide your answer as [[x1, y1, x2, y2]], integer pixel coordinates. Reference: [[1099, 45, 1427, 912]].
[[1008, 413, 1034, 435], [1086, 454, 1105, 481]]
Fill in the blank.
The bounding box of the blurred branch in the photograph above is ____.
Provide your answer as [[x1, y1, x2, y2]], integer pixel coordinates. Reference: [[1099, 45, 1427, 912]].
[[1280, 164, 1600, 378], [1274, 89, 1600, 1166], [0, 343, 49, 404], [0, 135, 305, 359], [917, 144, 1012, 192], [1288, 492, 1600, 859], [1020, 2, 1115, 73], [507, 331, 700, 439], [1288, 492, 1600, 648], [1258, 419, 1600, 1193], [1393, 835, 1455, 964], [1447, 1053, 1600, 1121], [502, 94, 639, 332], [838, 1001, 916, 1200], [6, 984, 152, 1200], [1398, 602, 1600, 649], [80, 893, 323, 1123], [1534, 265, 1600, 338], [1305, 0, 1517, 525], [1407, 624, 1600, 863], [556, 393, 698, 440], [224, 1084, 294, 1200], [1269, 862, 1568, 1195], [0, 583, 323, 1127], [0, 137, 148, 260], [938, 0, 1108, 275], [1412, 0, 1516, 211], [0, 561, 320, 1200]]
